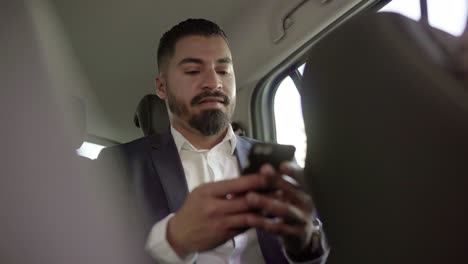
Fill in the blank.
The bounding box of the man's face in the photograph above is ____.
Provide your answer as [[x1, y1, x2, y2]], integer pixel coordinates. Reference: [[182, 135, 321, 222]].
[[156, 35, 236, 136]]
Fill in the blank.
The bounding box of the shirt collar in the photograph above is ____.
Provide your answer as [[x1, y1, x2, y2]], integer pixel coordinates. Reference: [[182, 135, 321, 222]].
[[171, 125, 237, 154]]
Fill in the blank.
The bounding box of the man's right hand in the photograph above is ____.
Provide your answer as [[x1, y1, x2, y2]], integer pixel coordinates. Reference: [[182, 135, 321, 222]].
[[166, 174, 270, 257]]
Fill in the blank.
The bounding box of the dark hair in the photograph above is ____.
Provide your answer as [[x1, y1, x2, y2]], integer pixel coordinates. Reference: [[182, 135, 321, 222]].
[[157, 18, 228, 73]]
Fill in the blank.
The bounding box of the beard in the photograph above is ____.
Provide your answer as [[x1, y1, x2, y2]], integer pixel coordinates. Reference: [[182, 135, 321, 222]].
[[167, 88, 232, 136], [188, 108, 230, 136]]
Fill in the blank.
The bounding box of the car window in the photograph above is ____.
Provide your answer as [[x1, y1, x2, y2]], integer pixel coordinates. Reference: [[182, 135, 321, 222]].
[[273, 64, 307, 167], [379, 0, 467, 36]]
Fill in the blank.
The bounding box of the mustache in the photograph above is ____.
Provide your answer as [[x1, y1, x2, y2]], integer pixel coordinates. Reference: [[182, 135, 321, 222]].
[[191, 91, 230, 106]]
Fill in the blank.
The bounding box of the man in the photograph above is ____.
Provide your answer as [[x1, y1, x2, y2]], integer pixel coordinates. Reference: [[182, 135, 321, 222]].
[[99, 18, 328, 264]]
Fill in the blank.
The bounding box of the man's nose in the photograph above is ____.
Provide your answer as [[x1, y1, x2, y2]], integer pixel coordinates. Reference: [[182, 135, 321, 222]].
[[202, 69, 222, 90]]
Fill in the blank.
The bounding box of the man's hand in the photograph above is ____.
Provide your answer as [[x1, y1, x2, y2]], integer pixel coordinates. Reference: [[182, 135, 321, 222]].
[[244, 162, 322, 259], [166, 174, 271, 258]]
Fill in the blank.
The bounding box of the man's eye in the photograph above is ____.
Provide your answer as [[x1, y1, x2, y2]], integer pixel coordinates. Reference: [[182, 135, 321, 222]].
[[217, 71, 230, 75], [185, 71, 200, 75]]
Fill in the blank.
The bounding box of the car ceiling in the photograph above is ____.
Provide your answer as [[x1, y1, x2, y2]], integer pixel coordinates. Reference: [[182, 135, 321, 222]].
[[33, 0, 370, 144]]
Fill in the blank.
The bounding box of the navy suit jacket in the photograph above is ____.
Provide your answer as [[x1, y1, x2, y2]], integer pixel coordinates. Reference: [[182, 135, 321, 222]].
[[99, 129, 297, 263]]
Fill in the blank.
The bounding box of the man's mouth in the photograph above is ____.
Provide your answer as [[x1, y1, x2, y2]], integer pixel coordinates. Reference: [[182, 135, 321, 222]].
[[191, 91, 230, 106], [198, 96, 225, 104]]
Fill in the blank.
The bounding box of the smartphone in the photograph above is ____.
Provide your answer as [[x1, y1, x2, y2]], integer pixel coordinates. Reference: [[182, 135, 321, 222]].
[[242, 142, 296, 175]]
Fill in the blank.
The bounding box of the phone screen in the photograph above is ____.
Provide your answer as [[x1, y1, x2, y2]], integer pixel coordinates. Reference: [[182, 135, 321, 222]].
[[243, 143, 296, 174]]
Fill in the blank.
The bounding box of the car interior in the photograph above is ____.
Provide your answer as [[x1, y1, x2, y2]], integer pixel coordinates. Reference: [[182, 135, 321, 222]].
[[35, 0, 392, 153], [2, 0, 468, 263]]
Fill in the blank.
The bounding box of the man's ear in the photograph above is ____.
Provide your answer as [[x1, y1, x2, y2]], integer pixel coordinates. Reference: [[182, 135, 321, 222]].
[[155, 75, 167, 100]]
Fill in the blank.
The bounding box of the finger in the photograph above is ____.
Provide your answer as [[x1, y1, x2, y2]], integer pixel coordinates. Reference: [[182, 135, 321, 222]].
[[221, 212, 266, 230], [258, 163, 276, 177], [245, 168, 314, 213], [258, 164, 293, 191], [274, 178, 314, 211], [194, 198, 251, 221], [203, 175, 268, 197], [261, 189, 286, 200], [279, 162, 304, 183], [258, 163, 301, 190], [275, 175, 300, 192], [245, 192, 308, 225], [249, 164, 313, 211], [279, 161, 301, 174], [261, 174, 310, 209], [215, 197, 250, 214]]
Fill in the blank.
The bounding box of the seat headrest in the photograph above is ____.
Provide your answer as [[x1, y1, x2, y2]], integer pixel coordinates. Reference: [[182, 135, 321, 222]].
[[302, 12, 468, 263], [134, 94, 170, 136]]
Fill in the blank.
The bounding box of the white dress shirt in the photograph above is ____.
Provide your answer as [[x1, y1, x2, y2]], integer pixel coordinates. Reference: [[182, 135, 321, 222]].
[[145, 126, 322, 264]]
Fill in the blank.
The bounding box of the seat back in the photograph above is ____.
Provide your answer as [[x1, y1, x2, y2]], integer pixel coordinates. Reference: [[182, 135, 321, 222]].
[[134, 94, 170, 136], [0, 2, 151, 263], [302, 12, 468, 263]]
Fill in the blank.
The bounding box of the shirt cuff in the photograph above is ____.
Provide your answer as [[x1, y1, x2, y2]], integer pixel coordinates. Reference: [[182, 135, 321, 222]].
[[145, 213, 198, 264]]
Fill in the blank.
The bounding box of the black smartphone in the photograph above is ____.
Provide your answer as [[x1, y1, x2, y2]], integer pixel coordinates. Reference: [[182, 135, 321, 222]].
[[242, 142, 296, 175]]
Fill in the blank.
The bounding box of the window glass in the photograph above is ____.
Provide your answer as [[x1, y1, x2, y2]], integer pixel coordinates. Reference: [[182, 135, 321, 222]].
[[427, 0, 467, 36], [273, 75, 307, 167], [379, 0, 467, 36], [298, 63, 306, 76], [379, 0, 421, 20]]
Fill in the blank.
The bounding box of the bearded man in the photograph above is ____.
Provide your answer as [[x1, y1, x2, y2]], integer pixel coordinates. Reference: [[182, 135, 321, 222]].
[[99, 18, 328, 264]]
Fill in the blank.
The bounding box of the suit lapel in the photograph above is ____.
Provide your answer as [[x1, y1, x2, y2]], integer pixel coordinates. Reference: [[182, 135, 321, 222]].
[[234, 136, 250, 171], [149, 129, 188, 212]]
